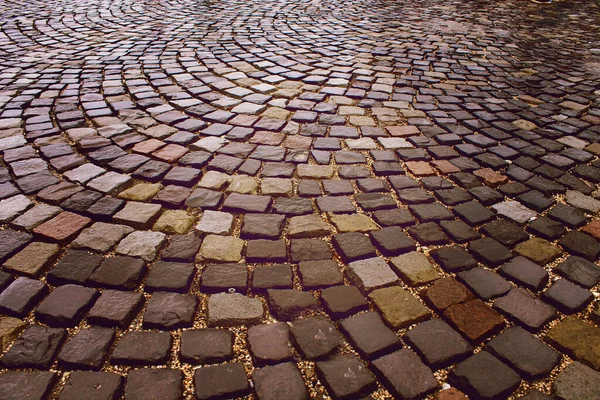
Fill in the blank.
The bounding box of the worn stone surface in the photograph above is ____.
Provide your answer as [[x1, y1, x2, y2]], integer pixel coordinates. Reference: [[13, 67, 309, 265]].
[[448, 352, 521, 400], [546, 316, 600, 370], [316, 354, 377, 399], [207, 293, 264, 326], [369, 286, 431, 329], [253, 362, 309, 400], [372, 349, 439, 400], [484, 326, 560, 379], [554, 362, 600, 400], [180, 329, 234, 364]]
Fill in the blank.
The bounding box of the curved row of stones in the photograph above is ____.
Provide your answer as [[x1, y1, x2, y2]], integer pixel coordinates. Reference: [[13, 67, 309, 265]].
[[0, 0, 600, 399]]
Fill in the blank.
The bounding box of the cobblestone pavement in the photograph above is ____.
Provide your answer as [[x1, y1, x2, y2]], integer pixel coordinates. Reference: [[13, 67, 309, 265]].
[[0, 0, 599, 398]]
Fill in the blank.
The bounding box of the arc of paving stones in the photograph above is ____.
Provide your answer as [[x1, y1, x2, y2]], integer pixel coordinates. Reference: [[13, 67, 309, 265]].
[[0, 0, 600, 398]]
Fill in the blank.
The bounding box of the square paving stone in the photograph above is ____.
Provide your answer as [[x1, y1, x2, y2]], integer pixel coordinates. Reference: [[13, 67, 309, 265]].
[[201, 263, 248, 293], [372, 208, 415, 227], [448, 351, 521, 400], [369, 286, 431, 329], [88, 256, 146, 290], [253, 362, 309, 400], [457, 268, 512, 300], [554, 362, 600, 400], [515, 238, 562, 266], [143, 292, 197, 330], [423, 277, 475, 311], [369, 226, 416, 256], [299, 260, 343, 289], [542, 279, 593, 314], [290, 316, 341, 359], [252, 264, 293, 292], [266, 289, 319, 321], [35, 284, 98, 327], [116, 231, 166, 262], [554, 256, 600, 288], [0, 277, 47, 317], [371, 349, 439, 400], [339, 311, 401, 359], [444, 299, 504, 343], [124, 369, 182, 400], [430, 246, 478, 272], [547, 316, 600, 371], [290, 238, 332, 262], [3, 241, 60, 277], [111, 331, 172, 366], [87, 196, 125, 221], [32, 211, 91, 242], [389, 251, 440, 286], [480, 219, 529, 247], [241, 213, 285, 239], [59, 371, 122, 400], [246, 240, 287, 263], [207, 292, 264, 326], [494, 288, 557, 332], [346, 257, 399, 292], [408, 222, 451, 245], [0, 229, 31, 263], [194, 362, 250, 400], [547, 204, 587, 229], [163, 166, 201, 186], [113, 201, 162, 229], [198, 235, 244, 263], [57, 327, 114, 370], [316, 354, 377, 400], [527, 216, 566, 241], [180, 328, 234, 364], [332, 232, 377, 262], [146, 262, 195, 292], [468, 237, 513, 267], [1, 325, 66, 369], [439, 220, 480, 243], [0, 371, 56, 400], [273, 197, 313, 215], [355, 193, 397, 211], [248, 322, 293, 366], [559, 231, 600, 261], [320, 285, 369, 320], [47, 250, 103, 286], [87, 290, 144, 329], [409, 203, 454, 222], [406, 318, 473, 368], [498, 256, 549, 291], [468, 186, 504, 206], [288, 215, 332, 238], [161, 235, 201, 262], [485, 326, 560, 379], [453, 201, 496, 226], [185, 188, 223, 209], [222, 193, 272, 213]]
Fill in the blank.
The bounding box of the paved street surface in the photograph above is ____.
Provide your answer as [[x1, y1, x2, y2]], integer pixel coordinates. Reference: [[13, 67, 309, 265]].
[[0, 0, 599, 398]]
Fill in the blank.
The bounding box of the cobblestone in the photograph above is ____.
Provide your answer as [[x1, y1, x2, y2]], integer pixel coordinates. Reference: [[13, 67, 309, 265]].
[[0, 0, 598, 396]]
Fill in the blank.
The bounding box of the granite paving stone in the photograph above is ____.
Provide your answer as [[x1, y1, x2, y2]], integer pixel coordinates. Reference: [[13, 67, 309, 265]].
[[124, 369, 182, 400], [180, 328, 234, 364], [316, 354, 377, 399], [0, 371, 56, 400], [484, 326, 561, 379], [111, 331, 172, 366], [372, 349, 439, 400]]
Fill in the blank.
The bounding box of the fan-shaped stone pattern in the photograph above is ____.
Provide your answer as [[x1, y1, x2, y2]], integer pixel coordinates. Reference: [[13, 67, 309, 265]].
[[0, 0, 598, 398]]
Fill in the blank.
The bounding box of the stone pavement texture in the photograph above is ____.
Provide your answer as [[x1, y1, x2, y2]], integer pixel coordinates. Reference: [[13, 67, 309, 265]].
[[0, 0, 599, 398]]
